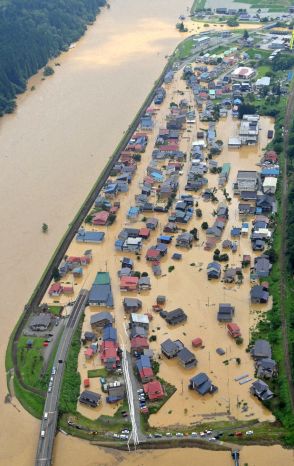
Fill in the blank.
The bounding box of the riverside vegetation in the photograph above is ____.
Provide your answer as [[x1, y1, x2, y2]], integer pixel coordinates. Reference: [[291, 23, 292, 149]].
[[0, 0, 106, 116]]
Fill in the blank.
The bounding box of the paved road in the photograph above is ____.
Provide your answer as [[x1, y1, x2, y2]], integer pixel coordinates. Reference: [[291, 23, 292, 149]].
[[35, 289, 89, 466]]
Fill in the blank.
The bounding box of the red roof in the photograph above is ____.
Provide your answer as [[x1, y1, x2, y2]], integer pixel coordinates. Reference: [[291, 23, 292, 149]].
[[139, 367, 153, 380], [100, 341, 120, 362], [146, 249, 161, 260], [49, 283, 62, 294], [131, 336, 149, 350], [139, 228, 150, 238], [227, 323, 241, 338], [133, 132, 147, 139], [160, 144, 179, 152], [63, 286, 74, 294], [192, 337, 203, 348], [84, 348, 94, 357], [120, 276, 139, 290], [92, 211, 109, 225], [143, 380, 164, 400], [84, 378, 90, 387], [67, 256, 81, 263]]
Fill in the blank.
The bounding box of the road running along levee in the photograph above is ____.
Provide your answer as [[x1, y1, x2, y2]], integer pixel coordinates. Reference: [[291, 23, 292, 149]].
[[35, 289, 89, 466]]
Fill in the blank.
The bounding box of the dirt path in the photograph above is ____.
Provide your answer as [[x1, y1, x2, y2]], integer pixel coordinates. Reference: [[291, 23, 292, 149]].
[[279, 86, 294, 411]]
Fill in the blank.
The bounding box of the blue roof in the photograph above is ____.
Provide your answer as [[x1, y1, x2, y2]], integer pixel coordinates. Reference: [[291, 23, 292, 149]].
[[104, 183, 118, 194], [76, 230, 105, 243], [261, 168, 279, 176], [140, 355, 151, 368], [231, 227, 241, 236], [103, 326, 117, 342], [159, 235, 172, 241], [88, 284, 114, 307], [151, 172, 164, 181], [172, 253, 182, 260], [127, 207, 140, 218]]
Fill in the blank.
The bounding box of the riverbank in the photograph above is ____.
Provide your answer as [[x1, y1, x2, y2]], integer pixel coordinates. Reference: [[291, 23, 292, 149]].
[[53, 436, 294, 466]]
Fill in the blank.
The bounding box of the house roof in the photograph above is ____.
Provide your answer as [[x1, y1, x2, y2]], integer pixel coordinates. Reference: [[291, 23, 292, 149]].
[[161, 338, 178, 354], [120, 276, 139, 288], [90, 312, 113, 326], [143, 380, 164, 399], [131, 313, 149, 324], [251, 339, 272, 359], [131, 336, 149, 349], [177, 347, 196, 364]]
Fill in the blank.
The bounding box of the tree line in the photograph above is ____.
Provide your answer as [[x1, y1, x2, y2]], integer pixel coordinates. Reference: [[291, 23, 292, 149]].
[[0, 0, 106, 116]]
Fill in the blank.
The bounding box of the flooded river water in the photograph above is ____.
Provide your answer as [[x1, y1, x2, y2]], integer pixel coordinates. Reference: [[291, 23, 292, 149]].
[[0, 0, 292, 465]]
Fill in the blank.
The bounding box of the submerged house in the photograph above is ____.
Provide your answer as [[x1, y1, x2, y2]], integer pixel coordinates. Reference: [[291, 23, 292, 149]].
[[207, 262, 221, 279], [88, 272, 114, 307], [165, 308, 187, 326], [251, 339, 272, 360], [250, 380, 274, 401], [250, 285, 269, 304], [177, 347, 197, 369], [217, 303, 235, 322], [189, 373, 217, 395]]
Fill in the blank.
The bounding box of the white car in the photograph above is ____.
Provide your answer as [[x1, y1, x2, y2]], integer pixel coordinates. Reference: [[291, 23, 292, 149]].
[[208, 437, 216, 442], [51, 366, 56, 375], [205, 430, 212, 435], [246, 430, 254, 435], [165, 432, 172, 437], [137, 389, 144, 394], [176, 432, 184, 437], [191, 432, 198, 437], [200, 432, 205, 437], [113, 433, 119, 439], [121, 429, 130, 435]]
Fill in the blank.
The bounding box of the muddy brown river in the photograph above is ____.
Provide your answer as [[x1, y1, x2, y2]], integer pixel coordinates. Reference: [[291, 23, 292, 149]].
[[0, 0, 293, 464]]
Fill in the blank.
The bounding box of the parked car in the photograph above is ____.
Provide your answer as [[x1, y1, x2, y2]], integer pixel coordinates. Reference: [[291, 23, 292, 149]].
[[246, 430, 254, 436], [176, 432, 184, 437]]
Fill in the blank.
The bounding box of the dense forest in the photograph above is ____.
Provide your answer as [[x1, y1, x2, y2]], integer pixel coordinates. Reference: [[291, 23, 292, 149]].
[[0, 0, 106, 115]]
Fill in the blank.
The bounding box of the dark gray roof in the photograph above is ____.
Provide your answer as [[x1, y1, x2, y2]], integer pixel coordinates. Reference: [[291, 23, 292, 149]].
[[90, 312, 113, 326], [177, 347, 196, 364], [88, 284, 114, 307], [30, 314, 51, 329], [251, 339, 272, 359], [123, 297, 142, 309], [161, 338, 178, 354]]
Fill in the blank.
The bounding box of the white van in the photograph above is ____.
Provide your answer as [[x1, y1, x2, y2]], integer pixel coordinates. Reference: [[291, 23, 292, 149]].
[[41, 430, 45, 438], [44, 412, 48, 420]]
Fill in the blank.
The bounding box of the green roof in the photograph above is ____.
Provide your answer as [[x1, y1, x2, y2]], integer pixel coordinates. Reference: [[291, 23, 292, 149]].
[[94, 272, 110, 285], [221, 163, 231, 175]]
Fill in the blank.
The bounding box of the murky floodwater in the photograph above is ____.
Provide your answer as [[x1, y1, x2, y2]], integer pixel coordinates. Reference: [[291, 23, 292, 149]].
[[53, 435, 294, 466]]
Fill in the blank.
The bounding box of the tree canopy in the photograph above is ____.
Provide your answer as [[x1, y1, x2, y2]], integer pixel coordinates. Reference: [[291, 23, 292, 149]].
[[0, 0, 106, 116]]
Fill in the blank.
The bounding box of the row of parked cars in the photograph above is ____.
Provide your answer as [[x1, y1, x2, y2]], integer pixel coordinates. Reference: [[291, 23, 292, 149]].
[[113, 429, 130, 440]]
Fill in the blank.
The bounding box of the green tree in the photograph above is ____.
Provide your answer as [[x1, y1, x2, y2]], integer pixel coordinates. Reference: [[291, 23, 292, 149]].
[[43, 66, 54, 77], [243, 30, 249, 40], [42, 223, 48, 233], [226, 17, 239, 27]]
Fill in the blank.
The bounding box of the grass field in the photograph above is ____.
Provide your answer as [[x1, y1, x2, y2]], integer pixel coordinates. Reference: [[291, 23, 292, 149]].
[[13, 376, 44, 418], [234, 0, 290, 11], [17, 336, 45, 387], [191, 0, 206, 14], [47, 304, 63, 316], [87, 368, 108, 378], [175, 38, 195, 60]]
